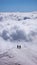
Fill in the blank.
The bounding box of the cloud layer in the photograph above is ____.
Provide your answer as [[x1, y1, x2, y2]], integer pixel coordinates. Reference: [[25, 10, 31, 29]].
[[0, 12, 37, 42]]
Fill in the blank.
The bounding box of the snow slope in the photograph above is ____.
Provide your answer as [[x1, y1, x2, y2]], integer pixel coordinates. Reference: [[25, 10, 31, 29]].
[[0, 12, 37, 65]]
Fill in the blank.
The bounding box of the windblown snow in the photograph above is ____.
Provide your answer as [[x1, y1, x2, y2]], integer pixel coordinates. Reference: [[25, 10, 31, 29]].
[[0, 12, 37, 65]]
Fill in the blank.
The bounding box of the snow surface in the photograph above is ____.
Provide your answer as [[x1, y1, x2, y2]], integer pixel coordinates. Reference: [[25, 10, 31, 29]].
[[0, 12, 37, 65]]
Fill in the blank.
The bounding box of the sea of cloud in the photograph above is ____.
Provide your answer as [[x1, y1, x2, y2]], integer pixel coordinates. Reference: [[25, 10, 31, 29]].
[[0, 12, 37, 65]]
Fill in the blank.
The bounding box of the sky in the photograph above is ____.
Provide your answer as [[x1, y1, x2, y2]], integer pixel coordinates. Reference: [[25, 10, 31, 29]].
[[0, 0, 37, 12]]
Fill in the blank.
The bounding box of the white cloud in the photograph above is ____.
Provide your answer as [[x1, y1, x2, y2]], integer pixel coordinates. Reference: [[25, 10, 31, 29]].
[[0, 12, 37, 65]]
